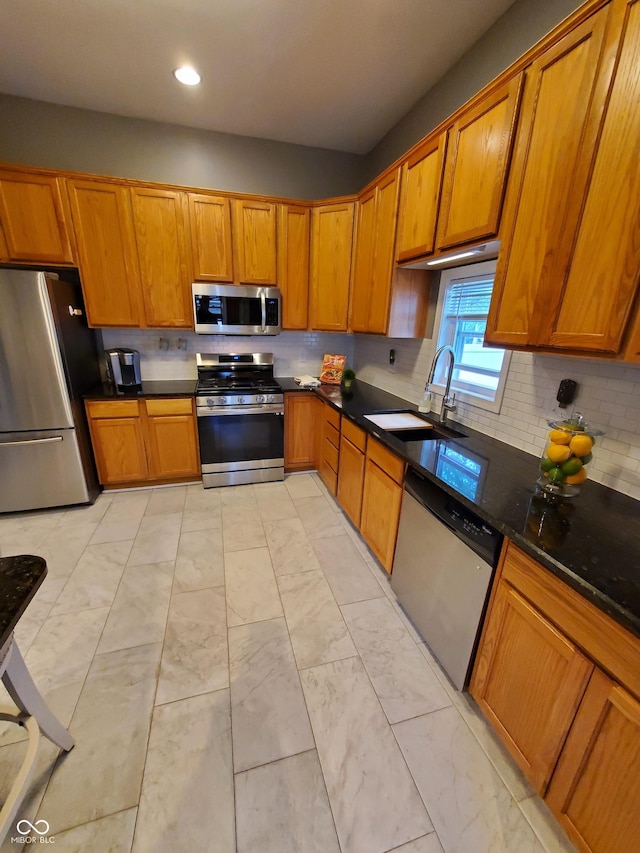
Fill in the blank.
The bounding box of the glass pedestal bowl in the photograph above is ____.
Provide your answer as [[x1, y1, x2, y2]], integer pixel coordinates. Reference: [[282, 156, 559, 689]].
[[537, 413, 603, 498]]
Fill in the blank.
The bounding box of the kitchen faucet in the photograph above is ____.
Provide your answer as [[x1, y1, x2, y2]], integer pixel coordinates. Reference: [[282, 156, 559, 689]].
[[425, 345, 458, 425]]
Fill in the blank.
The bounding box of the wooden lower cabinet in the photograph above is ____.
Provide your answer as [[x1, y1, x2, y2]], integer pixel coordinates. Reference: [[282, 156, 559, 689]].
[[85, 397, 199, 486], [317, 402, 341, 495], [337, 420, 367, 527], [360, 438, 405, 573], [470, 540, 640, 852], [284, 392, 318, 471]]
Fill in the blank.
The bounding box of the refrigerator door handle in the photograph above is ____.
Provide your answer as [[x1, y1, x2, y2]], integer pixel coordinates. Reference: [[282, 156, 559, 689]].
[[0, 436, 63, 447]]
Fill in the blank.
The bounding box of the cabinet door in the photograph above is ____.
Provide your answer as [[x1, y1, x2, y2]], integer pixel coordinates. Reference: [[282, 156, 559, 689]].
[[232, 198, 277, 284], [278, 205, 310, 329], [436, 75, 523, 250], [470, 580, 593, 794], [485, 5, 615, 347], [546, 668, 640, 853], [284, 392, 317, 470], [88, 416, 148, 484], [0, 170, 73, 263], [131, 187, 193, 327], [350, 188, 377, 332], [395, 134, 446, 263], [145, 402, 199, 479], [337, 434, 365, 527], [188, 193, 233, 281], [67, 178, 142, 327], [360, 457, 403, 572], [545, 0, 640, 354], [309, 202, 355, 331]]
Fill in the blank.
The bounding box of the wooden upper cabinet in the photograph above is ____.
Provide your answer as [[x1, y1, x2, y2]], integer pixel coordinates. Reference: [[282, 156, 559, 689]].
[[0, 170, 73, 263], [188, 193, 233, 282], [67, 178, 142, 327], [232, 198, 277, 284], [350, 188, 377, 332], [545, 668, 640, 853], [309, 201, 355, 331], [545, 0, 640, 355], [395, 133, 446, 263], [485, 4, 616, 348], [436, 74, 523, 250], [130, 187, 193, 328], [277, 204, 310, 329]]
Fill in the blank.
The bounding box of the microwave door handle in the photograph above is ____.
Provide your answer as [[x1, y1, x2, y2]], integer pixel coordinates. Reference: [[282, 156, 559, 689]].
[[261, 292, 267, 332]]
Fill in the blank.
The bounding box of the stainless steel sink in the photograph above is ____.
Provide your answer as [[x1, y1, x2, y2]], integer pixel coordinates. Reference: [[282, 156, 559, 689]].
[[385, 424, 465, 442]]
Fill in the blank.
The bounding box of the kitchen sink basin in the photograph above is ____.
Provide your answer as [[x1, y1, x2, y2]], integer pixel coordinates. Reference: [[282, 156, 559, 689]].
[[385, 423, 465, 442]]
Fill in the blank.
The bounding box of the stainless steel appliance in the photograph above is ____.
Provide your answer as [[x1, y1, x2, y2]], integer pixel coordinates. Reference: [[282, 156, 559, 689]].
[[192, 283, 281, 335], [105, 347, 142, 389], [391, 468, 502, 690], [195, 353, 284, 487], [0, 270, 101, 513]]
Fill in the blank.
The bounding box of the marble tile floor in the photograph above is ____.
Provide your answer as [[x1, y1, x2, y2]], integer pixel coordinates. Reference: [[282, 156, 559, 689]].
[[0, 475, 576, 853]]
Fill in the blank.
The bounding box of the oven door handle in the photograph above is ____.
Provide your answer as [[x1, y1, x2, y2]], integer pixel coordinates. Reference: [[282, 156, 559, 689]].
[[261, 292, 267, 332], [197, 405, 284, 417]]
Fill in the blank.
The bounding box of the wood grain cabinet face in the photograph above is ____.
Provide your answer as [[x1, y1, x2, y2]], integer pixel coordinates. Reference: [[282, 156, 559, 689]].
[[67, 178, 143, 327], [470, 579, 593, 794], [337, 429, 366, 527], [0, 171, 73, 264], [277, 205, 310, 330], [144, 398, 199, 479], [485, 5, 617, 349], [130, 188, 193, 328], [360, 438, 404, 573], [395, 134, 446, 263], [545, 669, 640, 853], [188, 193, 234, 282], [284, 392, 317, 471], [317, 402, 341, 495], [85, 401, 148, 484], [310, 202, 355, 331], [436, 74, 523, 250], [232, 198, 277, 285]]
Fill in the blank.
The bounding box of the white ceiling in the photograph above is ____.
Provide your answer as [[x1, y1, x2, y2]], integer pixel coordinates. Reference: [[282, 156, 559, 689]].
[[0, 0, 516, 154]]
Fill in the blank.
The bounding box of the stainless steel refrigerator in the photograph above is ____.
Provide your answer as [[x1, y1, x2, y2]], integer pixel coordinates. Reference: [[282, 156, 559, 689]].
[[0, 269, 101, 513]]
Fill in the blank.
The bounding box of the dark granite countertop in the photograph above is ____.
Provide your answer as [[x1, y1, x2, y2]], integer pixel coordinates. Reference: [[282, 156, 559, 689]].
[[0, 556, 47, 650], [84, 379, 197, 399], [280, 378, 640, 639]]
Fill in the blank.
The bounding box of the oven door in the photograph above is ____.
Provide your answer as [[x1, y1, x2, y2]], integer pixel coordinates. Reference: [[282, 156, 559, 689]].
[[197, 404, 284, 486]]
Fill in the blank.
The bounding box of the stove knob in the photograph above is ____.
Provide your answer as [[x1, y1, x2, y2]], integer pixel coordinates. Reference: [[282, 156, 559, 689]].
[[219, 396, 227, 405], [206, 397, 215, 407], [237, 396, 245, 404], [267, 394, 275, 403], [256, 395, 265, 404]]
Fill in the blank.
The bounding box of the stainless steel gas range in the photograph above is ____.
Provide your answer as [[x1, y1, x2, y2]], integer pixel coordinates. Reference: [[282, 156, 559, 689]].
[[195, 353, 284, 487]]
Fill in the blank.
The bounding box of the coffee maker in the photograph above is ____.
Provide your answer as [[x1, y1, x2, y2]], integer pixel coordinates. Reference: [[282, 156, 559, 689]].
[[106, 348, 142, 389]]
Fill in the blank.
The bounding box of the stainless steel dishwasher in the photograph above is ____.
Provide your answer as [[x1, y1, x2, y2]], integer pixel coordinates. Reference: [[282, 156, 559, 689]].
[[391, 468, 503, 690]]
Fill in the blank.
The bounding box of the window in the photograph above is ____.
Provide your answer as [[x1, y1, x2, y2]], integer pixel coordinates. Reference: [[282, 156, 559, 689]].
[[432, 260, 511, 413]]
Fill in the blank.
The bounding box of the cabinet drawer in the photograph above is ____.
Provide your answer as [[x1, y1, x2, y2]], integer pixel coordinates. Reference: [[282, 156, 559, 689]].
[[86, 400, 140, 419], [324, 421, 340, 450], [341, 417, 366, 452], [323, 437, 339, 473], [144, 398, 193, 416], [324, 404, 341, 431], [366, 437, 405, 485]]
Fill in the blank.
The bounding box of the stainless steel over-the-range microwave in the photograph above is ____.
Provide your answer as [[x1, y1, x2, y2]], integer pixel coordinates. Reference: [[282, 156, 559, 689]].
[[192, 283, 282, 335]]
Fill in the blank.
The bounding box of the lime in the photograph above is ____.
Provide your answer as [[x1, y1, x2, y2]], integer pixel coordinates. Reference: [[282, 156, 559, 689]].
[[561, 457, 583, 476], [540, 457, 556, 472], [547, 468, 566, 485], [581, 452, 593, 465]]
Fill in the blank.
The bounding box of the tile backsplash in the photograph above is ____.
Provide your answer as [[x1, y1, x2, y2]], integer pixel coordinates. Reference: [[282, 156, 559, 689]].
[[100, 328, 355, 381], [353, 335, 640, 500]]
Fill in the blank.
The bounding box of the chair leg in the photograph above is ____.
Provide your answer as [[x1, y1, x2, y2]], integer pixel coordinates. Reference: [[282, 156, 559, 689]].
[[1, 640, 74, 752]]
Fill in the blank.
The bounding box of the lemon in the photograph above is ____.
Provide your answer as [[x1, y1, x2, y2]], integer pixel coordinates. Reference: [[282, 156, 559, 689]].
[[549, 428, 571, 445], [561, 457, 583, 476], [570, 435, 593, 457], [547, 443, 571, 463], [566, 467, 587, 484]]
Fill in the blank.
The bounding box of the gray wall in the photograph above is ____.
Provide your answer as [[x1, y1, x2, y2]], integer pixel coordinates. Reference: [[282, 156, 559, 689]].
[[364, 0, 585, 180], [0, 93, 366, 198]]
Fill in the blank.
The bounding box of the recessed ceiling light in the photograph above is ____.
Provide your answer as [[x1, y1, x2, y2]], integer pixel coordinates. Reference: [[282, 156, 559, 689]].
[[174, 66, 201, 86]]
